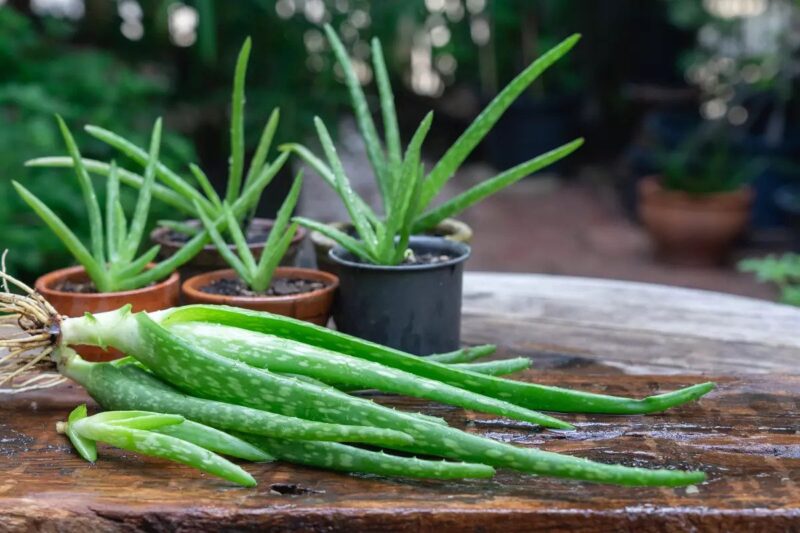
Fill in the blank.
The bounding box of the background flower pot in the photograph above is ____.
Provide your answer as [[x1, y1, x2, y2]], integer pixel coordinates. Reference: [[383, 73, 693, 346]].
[[311, 218, 472, 274], [330, 236, 470, 355], [151, 218, 307, 281], [35, 265, 180, 361], [638, 175, 752, 266], [181, 267, 338, 325]]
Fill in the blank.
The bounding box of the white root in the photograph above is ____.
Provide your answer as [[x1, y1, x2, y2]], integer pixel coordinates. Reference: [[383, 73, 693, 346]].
[[0, 251, 62, 391]]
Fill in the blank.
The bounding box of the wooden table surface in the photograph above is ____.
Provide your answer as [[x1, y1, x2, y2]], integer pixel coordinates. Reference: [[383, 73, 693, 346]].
[[2, 272, 800, 532]]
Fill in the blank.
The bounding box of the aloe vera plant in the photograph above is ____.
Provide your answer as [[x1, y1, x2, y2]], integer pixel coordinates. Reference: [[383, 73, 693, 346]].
[[25, 38, 288, 239], [194, 171, 303, 293], [1, 270, 714, 487], [14, 117, 192, 292], [286, 26, 584, 265]]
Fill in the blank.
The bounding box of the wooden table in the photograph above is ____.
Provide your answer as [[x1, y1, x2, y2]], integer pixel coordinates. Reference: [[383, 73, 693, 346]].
[[1, 273, 799, 531]]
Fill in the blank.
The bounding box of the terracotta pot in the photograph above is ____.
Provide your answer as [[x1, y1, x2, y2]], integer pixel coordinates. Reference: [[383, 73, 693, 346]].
[[310, 218, 473, 273], [35, 265, 180, 361], [151, 218, 307, 281], [638, 175, 753, 266], [181, 267, 339, 326]]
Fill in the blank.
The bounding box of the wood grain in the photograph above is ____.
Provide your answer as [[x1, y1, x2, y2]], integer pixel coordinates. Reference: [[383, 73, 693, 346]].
[[0, 374, 798, 532], [1, 273, 799, 531], [463, 272, 800, 375]]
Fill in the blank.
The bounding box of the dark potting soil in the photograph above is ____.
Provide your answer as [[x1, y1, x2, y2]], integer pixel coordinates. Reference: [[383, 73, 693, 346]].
[[201, 277, 326, 297], [164, 229, 271, 245], [55, 280, 98, 294], [401, 251, 455, 265]]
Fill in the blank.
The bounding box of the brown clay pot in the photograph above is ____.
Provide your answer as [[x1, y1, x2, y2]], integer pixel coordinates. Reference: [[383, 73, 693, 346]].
[[151, 218, 307, 281], [181, 267, 339, 326], [35, 265, 180, 361], [310, 218, 473, 273], [638, 175, 753, 266]]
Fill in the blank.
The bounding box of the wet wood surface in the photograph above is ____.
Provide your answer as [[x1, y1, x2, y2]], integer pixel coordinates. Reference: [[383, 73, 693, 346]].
[[1, 273, 799, 531]]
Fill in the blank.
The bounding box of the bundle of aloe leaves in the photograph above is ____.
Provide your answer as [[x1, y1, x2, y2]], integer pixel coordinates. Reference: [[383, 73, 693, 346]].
[[0, 272, 714, 487]]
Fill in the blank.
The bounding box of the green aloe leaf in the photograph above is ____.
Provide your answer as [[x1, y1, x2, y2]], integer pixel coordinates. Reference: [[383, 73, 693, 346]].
[[292, 216, 377, 264], [121, 119, 162, 263], [414, 138, 584, 231], [84, 124, 212, 212], [12, 180, 106, 289], [105, 161, 120, 262], [419, 34, 581, 208], [227, 37, 251, 203], [252, 172, 303, 290], [57, 115, 105, 265], [279, 143, 379, 225], [195, 201, 251, 285], [25, 157, 195, 215], [64, 404, 97, 463], [371, 37, 401, 181], [313, 117, 379, 251], [324, 24, 388, 204], [189, 163, 222, 210]]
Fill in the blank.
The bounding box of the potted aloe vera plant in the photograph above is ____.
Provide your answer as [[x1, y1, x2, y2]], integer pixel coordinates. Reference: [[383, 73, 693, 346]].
[[14, 117, 191, 360], [290, 28, 580, 273], [26, 39, 305, 281], [639, 129, 758, 266], [285, 27, 583, 354], [182, 172, 339, 325]]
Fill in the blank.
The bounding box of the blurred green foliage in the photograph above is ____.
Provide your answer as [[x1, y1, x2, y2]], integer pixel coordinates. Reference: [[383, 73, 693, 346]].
[[656, 126, 761, 195], [739, 254, 800, 306], [0, 6, 195, 280]]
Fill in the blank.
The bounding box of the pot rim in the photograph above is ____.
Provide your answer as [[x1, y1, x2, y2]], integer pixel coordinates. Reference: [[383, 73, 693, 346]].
[[150, 217, 307, 250], [181, 267, 339, 304], [329, 236, 471, 272], [35, 264, 180, 299], [310, 218, 473, 247]]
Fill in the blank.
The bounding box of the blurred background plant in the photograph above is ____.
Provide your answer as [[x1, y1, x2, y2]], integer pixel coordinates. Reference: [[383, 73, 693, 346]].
[[0, 4, 195, 279], [656, 125, 760, 195], [664, 0, 800, 226], [739, 253, 800, 305], [2, 0, 799, 304]]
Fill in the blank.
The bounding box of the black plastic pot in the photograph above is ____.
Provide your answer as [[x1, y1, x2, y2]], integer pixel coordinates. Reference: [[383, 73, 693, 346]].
[[329, 236, 470, 355]]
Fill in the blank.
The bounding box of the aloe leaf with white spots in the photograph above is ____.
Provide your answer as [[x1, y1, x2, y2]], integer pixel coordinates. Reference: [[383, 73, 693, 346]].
[[3, 275, 714, 487], [52, 306, 709, 487], [167, 321, 570, 429], [60, 406, 257, 487]]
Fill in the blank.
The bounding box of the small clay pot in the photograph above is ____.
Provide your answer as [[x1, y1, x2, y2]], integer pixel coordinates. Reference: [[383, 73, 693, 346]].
[[35, 265, 180, 361], [311, 218, 473, 273], [151, 218, 307, 281], [638, 175, 753, 266], [181, 267, 339, 326]]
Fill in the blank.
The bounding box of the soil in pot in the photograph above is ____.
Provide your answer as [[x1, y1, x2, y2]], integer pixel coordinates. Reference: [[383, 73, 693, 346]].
[[35, 265, 180, 362], [200, 277, 326, 297], [330, 236, 470, 355], [151, 218, 307, 281], [181, 267, 338, 326], [638, 175, 753, 266]]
